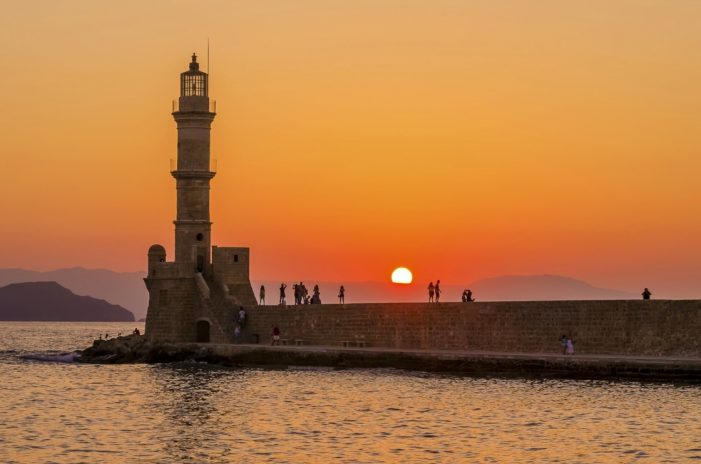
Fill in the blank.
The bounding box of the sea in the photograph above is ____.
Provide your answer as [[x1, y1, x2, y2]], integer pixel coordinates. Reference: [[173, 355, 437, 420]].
[[1, 322, 700, 464]]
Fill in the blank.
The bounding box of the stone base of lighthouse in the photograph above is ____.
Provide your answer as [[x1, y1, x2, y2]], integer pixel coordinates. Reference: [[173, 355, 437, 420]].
[[144, 245, 257, 343]]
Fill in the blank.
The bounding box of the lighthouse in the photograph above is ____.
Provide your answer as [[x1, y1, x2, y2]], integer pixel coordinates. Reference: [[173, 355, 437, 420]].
[[172, 53, 215, 272], [144, 54, 257, 344]]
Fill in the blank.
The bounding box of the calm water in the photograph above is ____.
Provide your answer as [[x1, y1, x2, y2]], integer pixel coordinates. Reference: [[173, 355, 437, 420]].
[[1, 322, 700, 463]]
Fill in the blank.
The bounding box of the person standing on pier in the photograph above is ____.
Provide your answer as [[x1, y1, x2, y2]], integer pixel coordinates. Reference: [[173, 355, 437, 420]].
[[642, 288, 652, 300], [435, 280, 442, 302], [338, 285, 345, 304], [279, 283, 287, 306], [428, 282, 435, 303], [259, 285, 266, 305], [271, 325, 281, 345]]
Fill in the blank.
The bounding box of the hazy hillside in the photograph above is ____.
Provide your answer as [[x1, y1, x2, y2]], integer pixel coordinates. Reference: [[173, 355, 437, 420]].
[[0, 268, 147, 320], [468, 275, 637, 301], [0, 282, 135, 322]]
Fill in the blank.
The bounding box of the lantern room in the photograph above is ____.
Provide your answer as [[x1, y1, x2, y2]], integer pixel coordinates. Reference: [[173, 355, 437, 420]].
[[180, 53, 208, 97]]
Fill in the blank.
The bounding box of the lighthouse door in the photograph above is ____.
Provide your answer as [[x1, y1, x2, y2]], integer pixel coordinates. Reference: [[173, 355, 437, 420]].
[[196, 320, 210, 343]]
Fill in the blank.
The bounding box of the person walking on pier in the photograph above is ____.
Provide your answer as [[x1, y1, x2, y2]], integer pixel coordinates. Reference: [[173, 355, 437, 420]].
[[259, 285, 266, 305], [271, 325, 281, 346], [642, 288, 652, 300], [565, 337, 575, 355], [338, 285, 345, 304], [238, 306, 247, 328], [435, 280, 442, 302], [279, 283, 287, 306], [428, 282, 435, 303]]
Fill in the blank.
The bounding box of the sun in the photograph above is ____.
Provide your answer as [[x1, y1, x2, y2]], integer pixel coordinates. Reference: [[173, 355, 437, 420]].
[[391, 267, 413, 284]]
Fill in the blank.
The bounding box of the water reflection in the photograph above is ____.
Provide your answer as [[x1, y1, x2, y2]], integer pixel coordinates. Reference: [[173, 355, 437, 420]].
[[1, 323, 701, 463], [148, 365, 246, 464]]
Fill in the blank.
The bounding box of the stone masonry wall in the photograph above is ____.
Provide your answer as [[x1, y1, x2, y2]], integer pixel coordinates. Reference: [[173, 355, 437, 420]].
[[242, 300, 701, 356], [145, 277, 200, 343]]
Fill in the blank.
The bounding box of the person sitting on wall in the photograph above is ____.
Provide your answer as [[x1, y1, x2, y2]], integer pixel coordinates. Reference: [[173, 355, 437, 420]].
[[642, 288, 652, 300], [133, 328, 141, 336], [462, 289, 474, 302]]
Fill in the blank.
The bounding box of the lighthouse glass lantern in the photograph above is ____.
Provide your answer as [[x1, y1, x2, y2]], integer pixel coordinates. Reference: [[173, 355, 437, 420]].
[[180, 53, 208, 97]]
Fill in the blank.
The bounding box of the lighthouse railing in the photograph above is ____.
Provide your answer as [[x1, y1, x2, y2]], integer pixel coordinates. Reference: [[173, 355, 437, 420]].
[[172, 99, 217, 113]]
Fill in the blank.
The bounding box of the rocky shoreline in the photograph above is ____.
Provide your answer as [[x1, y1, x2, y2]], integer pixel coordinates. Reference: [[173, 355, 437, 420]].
[[77, 335, 701, 383]]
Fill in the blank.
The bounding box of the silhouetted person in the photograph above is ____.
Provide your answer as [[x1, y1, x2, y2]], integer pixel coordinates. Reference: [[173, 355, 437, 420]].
[[271, 325, 281, 345], [260, 285, 266, 305], [559, 334, 567, 354], [435, 280, 442, 302], [238, 306, 247, 327], [293, 283, 300, 305], [565, 337, 575, 355], [428, 282, 435, 302], [462, 289, 474, 302], [311, 285, 321, 304], [133, 328, 141, 335], [301, 282, 308, 302], [642, 288, 652, 300], [279, 283, 287, 305], [338, 285, 345, 304]]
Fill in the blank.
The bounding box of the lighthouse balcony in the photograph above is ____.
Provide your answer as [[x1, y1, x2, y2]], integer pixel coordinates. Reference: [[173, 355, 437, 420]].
[[172, 99, 216, 114]]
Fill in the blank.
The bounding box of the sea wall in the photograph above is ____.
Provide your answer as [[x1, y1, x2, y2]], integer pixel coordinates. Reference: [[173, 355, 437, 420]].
[[243, 300, 701, 357]]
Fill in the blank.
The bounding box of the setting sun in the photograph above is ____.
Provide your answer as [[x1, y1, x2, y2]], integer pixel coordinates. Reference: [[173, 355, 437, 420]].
[[391, 267, 413, 284]]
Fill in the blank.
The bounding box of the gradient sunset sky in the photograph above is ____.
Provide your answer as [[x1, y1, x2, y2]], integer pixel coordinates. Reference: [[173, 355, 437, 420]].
[[1, 1, 700, 296]]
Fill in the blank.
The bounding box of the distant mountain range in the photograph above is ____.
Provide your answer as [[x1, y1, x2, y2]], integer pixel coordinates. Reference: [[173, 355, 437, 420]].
[[0, 268, 148, 320], [0, 281, 134, 322], [0, 268, 642, 319]]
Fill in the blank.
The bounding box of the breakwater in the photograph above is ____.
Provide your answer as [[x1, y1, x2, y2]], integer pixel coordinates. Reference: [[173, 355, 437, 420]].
[[242, 300, 701, 357], [78, 337, 701, 382]]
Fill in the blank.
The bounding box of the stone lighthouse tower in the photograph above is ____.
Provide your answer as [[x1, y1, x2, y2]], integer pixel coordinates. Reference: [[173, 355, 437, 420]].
[[172, 53, 215, 273], [144, 54, 257, 344]]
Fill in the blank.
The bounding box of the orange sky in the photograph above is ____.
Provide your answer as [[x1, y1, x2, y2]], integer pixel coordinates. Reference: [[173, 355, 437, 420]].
[[1, 1, 700, 296]]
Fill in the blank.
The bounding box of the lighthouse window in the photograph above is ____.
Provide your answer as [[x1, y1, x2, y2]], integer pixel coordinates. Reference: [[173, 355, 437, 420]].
[[196, 233, 203, 241]]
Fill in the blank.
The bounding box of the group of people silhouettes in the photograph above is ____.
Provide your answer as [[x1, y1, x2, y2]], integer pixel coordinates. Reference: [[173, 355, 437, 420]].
[[461, 289, 474, 302], [261, 283, 328, 306], [258, 284, 347, 306], [427, 280, 442, 302]]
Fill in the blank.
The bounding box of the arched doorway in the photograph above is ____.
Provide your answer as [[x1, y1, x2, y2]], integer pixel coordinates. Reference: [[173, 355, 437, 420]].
[[196, 320, 210, 343]]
